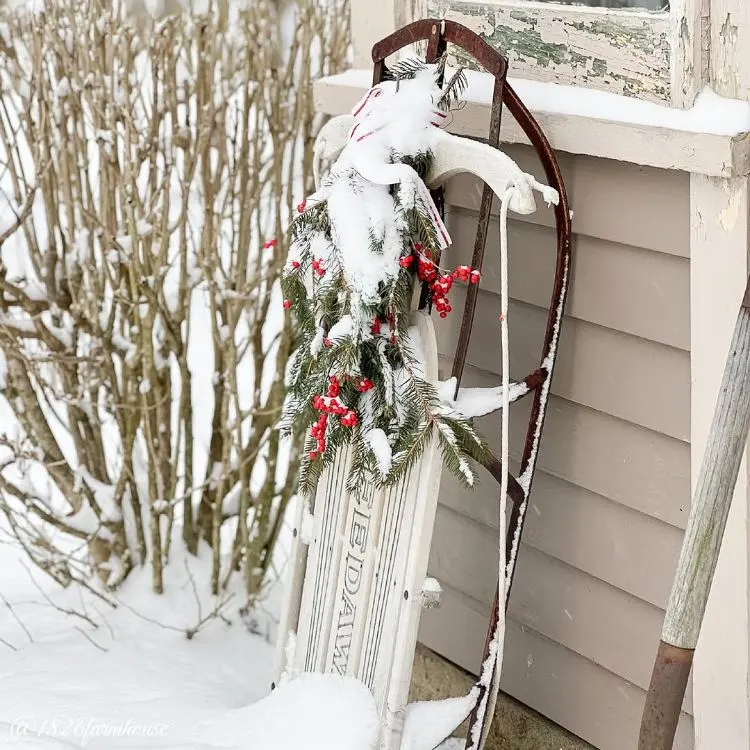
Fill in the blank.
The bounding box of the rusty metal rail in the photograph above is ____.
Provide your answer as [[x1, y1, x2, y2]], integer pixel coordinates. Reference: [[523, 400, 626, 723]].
[[371, 19, 572, 747]]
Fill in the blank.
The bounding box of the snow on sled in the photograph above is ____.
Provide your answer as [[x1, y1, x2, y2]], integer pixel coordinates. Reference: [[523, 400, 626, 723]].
[[275, 20, 572, 750]]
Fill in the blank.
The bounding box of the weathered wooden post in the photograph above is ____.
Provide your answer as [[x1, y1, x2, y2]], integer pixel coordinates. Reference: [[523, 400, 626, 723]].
[[638, 272, 750, 749]]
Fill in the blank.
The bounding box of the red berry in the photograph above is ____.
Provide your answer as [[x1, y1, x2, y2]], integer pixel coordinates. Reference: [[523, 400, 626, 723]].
[[440, 311, 447, 318], [470, 270, 481, 284], [323, 337, 331, 348], [297, 200, 307, 213], [414, 243, 423, 252], [371, 318, 381, 335], [399, 255, 414, 268], [291, 260, 300, 269], [309, 451, 319, 460], [283, 299, 292, 309]]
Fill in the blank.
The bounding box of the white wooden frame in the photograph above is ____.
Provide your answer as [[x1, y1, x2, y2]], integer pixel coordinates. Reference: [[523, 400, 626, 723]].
[[353, 0, 713, 107]]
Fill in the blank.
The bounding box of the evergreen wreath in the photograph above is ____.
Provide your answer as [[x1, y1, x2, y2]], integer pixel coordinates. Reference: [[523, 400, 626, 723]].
[[279, 56, 492, 498]]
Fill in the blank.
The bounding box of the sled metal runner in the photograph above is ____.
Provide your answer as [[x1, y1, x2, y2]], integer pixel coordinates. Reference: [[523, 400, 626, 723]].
[[274, 19, 572, 750], [371, 20, 573, 747]]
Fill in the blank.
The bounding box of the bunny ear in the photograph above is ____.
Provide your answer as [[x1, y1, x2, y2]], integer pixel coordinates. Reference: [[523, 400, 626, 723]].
[[350, 86, 383, 119]]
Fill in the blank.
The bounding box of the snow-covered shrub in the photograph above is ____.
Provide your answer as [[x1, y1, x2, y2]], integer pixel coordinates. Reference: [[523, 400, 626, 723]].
[[0, 0, 349, 601]]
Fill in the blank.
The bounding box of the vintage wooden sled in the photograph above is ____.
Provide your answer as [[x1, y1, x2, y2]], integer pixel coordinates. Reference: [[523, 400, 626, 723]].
[[274, 20, 572, 750]]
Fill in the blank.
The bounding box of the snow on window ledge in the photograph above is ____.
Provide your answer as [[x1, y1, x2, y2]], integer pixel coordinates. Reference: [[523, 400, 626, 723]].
[[314, 68, 750, 178]]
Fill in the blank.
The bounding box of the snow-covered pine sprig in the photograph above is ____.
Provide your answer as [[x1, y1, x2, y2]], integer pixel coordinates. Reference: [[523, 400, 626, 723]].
[[279, 56, 490, 498]]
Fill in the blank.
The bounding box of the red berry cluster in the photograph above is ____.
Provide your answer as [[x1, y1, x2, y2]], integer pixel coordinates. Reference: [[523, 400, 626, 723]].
[[308, 376, 358, 460], [312, 258, 326, 277], [454, 265, 482, 285], [355, 377, 374, 392], [283, 299, 292, 309], [263, 239, 277, 250], [398, 244, 483, 320], [297, 200, 307, 213]]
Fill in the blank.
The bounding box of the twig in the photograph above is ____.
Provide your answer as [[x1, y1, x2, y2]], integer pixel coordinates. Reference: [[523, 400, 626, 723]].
[[0, 635, 18, 651], [74, 625, 109, 653], [21, 562, 102, 628], [0, 591, 34, 643]]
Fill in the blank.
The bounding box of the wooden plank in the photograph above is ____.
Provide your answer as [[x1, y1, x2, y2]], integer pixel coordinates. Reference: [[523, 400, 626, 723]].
[[351, 0, 396, 67], [710, 0, 750, 100], [436, 359, 691, 528], [445, 206, 691, 350], [444, 153, 691, 257], [438, 465, 684, 610], [418, 586, 695, 750], [314, 73, 750, 178], [437, 288, 691, 441], [671, 0, 707, 108], [429, 0, 672, 103], [428, 508, 693, 712]]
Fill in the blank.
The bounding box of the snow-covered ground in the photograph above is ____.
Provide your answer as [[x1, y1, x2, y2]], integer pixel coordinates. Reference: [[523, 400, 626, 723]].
[[0, 525, 471, 750], [0, 523, 386, 749], [0, 528, 270, 749]]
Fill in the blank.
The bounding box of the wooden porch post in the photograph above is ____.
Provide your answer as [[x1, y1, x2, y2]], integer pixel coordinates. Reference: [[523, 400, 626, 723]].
[[690, 174, 750, 748], [692, 3, 750, 746]]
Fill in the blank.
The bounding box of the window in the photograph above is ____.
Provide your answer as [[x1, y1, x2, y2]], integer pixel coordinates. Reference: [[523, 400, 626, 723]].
[[534, 0, 668, 7], [404, 0, 695, 106]]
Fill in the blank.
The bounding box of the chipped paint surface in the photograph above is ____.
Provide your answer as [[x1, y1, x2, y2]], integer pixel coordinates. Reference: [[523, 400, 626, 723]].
[[710, 4, 750, 100], [429, 0, 672, 102], [718, 179, 743, 232]]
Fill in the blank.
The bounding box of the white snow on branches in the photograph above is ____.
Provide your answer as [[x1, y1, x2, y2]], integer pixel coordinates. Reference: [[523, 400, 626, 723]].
[[365, 428, 392, 477], [327, 313, 354, 343], [326, 177, 405, 306], [306, 64, 449, 316]]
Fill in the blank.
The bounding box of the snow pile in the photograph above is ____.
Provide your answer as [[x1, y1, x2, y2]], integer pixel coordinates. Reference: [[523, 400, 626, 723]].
[[438, 377, 530, 418], [229, 673, 378, 750], [402, 692, 478, 750], [365, 428, 392, 477]]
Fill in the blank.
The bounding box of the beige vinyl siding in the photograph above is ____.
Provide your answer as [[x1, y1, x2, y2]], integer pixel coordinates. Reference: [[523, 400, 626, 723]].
[[417, 146, 693, 749]]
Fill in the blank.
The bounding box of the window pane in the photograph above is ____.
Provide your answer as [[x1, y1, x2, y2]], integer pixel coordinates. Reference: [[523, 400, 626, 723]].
[[530, 0, 668, 8]]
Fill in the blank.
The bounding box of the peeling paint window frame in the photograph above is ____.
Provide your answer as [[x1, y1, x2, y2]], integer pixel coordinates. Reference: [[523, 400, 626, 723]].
[[407, 0, 690, 105]]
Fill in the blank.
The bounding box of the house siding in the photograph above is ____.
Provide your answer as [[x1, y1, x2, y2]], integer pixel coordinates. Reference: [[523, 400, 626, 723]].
[[416, 146, 694, 749]]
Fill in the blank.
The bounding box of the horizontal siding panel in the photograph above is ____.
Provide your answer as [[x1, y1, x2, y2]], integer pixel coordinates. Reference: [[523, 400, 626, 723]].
[[444, 147, 690, 257], [438, 287, 690, 441], [438, 467, 683, 610], [445, 207, 690, 351], [428, 505, 692, 713], [418, 586, 694, 750], [436, 358, 691, 530]]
